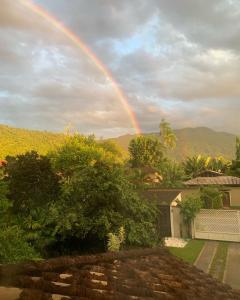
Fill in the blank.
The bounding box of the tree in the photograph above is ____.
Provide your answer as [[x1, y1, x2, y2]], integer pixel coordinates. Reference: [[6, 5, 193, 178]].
[[179, 193, 202, 237], [159, 119, 177, 149], [158, 160, 186, 188], [183, 155, 208, 178], [128, 135, 165, 168], [229, 137, 240, 176], [200, 186, 223, 209], [5, 151, 60, 213], [0, 170, 39, 263], [207, 156, 230, 173], [236, 137, 240, 161], [49, 135, 158, 252]]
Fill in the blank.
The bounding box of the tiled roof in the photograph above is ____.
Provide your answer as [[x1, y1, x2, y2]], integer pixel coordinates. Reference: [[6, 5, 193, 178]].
[[1, 248, 239, 299], [142, 190, 181, 205], [184, 176, 240, 186]]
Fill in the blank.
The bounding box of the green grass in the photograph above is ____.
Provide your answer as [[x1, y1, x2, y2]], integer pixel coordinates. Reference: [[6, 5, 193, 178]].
[[209, 242, 229, 281], [169, 239, 205, 264]]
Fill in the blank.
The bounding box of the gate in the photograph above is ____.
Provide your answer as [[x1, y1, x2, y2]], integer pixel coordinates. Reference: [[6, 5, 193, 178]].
[[193, 209, 240, 242]]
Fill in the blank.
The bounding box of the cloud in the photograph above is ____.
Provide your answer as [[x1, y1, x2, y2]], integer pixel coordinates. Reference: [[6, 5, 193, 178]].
[[154, 0, 240, 51], [0, 0, 240, 136]]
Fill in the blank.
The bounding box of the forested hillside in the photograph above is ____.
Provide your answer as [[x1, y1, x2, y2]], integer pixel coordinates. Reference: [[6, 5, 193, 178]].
[[0, 124, 237, 160], [0, 125, 65, 159], [110, 127, 237, 161]]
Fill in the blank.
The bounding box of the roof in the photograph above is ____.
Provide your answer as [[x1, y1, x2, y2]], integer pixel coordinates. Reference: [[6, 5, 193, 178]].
[[1, 248, 239, 300], [184, 176, 240, 186], [142, 189, 181, 205], [196, 170, 224, 177]]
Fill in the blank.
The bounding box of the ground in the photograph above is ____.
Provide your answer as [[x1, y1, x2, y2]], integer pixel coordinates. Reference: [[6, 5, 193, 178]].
[[169, 239, 205, 264], [169, 239, 240, 290]]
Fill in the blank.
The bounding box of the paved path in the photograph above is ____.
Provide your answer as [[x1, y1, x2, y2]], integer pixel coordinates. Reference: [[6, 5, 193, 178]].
[[194, 241, 218, 273], [224, 243, 240, 290]]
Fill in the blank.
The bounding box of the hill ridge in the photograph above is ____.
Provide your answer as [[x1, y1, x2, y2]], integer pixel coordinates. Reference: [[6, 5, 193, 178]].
[[0, 124, 237, 160]]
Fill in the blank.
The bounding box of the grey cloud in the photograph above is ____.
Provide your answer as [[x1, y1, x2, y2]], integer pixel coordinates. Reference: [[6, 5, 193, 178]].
[[38, 0, 156, 43], [1, 0, 240, 136], [155, 0, 240, 51]]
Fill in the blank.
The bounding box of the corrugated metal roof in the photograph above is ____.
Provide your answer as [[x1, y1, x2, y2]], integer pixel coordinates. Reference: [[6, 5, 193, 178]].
[[184, 176, 240, 186]]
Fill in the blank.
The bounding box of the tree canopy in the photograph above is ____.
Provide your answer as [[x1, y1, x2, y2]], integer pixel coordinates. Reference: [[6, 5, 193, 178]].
[[128, 135, 165, 168]]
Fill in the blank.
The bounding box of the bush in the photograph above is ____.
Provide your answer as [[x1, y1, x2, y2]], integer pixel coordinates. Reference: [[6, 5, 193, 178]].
[[0, 226, 39, 263], [200, 186, 223, 209], [179, 193, 202, 237], [48, 135, 158, 253], [107, 227, 125, 252]]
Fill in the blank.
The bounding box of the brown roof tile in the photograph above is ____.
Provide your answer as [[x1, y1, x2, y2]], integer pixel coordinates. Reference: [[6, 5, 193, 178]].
[[1, 248, 239, 300], [184, 176, 240, 186]]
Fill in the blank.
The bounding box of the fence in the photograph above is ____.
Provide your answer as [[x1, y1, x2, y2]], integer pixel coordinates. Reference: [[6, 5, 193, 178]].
[[193, 209, 240, 242]]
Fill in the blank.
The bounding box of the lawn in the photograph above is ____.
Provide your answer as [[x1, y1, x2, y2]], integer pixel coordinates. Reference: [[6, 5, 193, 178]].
[[168, 239, 205, 264], [209, 242, 229, 281]]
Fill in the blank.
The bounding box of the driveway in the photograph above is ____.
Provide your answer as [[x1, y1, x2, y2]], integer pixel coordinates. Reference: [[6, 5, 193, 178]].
[[224, 243, 240, 290], [195, 241, 240, 290]]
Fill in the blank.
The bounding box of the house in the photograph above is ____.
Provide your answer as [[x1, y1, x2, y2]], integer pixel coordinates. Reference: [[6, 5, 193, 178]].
[[183, 175, 240, 207], [1, 248, 239, 299], [142, 189, 186, 238]]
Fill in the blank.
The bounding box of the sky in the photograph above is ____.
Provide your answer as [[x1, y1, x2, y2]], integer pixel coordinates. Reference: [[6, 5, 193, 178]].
[[0, 0, 240, 137]]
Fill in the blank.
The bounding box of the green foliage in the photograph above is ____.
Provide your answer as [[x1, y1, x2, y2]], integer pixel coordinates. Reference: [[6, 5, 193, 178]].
[[207, 156, 231, 173], [5, 151, 60, 213], [179, 194, 202, 236], [183, 155, 208, 178], [229, 137, 240, 176], [0, 226, 39, 263], [110, 127, 236, 161], [50, 135, 158, 250], [0, 124, 65, 160], [0, 174, 39, 263], [0, 177, 11, 226], [107, 226, 125, 252], [158, 160, 185, 188], [128, 135, 165, 168], [183, 155, 231, 178], [159, 119, 177, 149], [200, 186, 223, 209], [236, 137, 240, 161]]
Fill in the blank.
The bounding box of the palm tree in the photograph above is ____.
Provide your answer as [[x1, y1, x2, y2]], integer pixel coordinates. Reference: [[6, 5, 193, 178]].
[[159, 119, 177, 149], [183, 155, 207, 178]]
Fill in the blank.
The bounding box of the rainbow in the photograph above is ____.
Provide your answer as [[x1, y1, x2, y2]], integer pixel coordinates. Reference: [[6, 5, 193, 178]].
[[18, 0, 141, 134]]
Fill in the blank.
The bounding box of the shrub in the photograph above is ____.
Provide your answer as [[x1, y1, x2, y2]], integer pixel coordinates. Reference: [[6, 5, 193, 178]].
[[0, 226, 39, 263], [200, 186, 223, 209], [107, 227, 125, 252], [179, 193, 202, 237]]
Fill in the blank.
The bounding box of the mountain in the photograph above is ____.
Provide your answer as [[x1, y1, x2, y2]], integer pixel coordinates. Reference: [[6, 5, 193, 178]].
[[0, 124, 237, 161], [0, 124, 65, 159], [110, 127, 237, 161]]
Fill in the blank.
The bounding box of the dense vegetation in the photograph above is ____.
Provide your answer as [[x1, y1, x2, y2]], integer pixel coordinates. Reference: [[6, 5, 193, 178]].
[[0, 121, 239, 263], [0, 124, 65, 159], [0, 135, 158, 263], [0, 124, 237, 161], [111, 127, 237, 160]]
